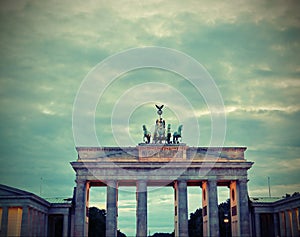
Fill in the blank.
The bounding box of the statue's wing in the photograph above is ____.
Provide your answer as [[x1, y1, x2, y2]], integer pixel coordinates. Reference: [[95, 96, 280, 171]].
[[155, 104, 164, 110]]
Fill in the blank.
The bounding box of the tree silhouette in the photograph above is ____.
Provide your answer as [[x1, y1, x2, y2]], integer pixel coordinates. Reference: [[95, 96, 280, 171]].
[[188, 208, 203, 237], [188, 199, 231, 237], [149, 232, 174, 237], [88, 207, 126, 237], [88, 207, 106, 237]]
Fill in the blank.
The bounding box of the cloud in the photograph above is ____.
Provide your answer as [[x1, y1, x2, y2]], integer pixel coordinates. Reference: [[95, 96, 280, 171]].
[[0, 0, 299, 235]]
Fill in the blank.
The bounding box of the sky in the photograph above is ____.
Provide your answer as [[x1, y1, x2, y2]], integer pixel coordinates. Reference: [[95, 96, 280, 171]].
[[0, 0, 299, 235]]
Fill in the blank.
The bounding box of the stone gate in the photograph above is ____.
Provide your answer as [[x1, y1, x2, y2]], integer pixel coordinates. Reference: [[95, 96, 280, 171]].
[[71, 145, 253, 237]]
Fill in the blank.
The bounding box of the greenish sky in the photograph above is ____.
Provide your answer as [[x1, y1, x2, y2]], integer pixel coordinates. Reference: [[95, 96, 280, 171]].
[[0, 0, 299, 235]]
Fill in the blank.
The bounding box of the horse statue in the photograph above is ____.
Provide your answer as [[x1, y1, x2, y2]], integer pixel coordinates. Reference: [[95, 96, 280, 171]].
[[166, 124, 172, 144], [142, 125, 151, 143], [173, 125, 183, 144]]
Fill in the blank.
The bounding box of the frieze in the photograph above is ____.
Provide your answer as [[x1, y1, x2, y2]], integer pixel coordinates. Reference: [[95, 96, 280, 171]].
[[187, 147, 246, 160], [138, 145, 187, 161], [76, 146, 247, 161]]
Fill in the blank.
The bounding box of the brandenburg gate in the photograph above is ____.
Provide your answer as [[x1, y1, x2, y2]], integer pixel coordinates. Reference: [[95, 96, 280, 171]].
[[71, 106, 253, 237]]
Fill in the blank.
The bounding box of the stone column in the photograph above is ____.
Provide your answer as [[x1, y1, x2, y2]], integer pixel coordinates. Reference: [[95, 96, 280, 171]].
[[37, 212, 42, 237], [40, 212, 45, 237], [37, 211, 42, 236], [174, 182, 178, 237], [0, 206, 8, 237], [106, 180, 118, 237], [254, 213, 260, 237], [285, 210, 291, 237], [63, 214, 69, 237], [202, 180, 219, 237], [74, 180, 89, 237], [44, 212, 48, 237], [136, 180, 147, 237], [174, 180, 188, 237], [291, 209, 298, 237], [238, 179, 251, 236], [28, 208, 33, 236], [33, 209, 38, 237], [20, 206, 29, 236], [279, 211, 286, 237], [273, 213, 279, 237], [38, 211, 43, 236]]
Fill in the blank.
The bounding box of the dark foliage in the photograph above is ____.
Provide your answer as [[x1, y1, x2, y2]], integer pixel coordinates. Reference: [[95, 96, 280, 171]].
[[88, 207, 106, 237], [188, 208, 203, 237], [150, 232, 174, 237], [117, 231, 127, 237], [189, 208, 203, 237], [188, 199, 232, 237], [88, 207, 126, 237]]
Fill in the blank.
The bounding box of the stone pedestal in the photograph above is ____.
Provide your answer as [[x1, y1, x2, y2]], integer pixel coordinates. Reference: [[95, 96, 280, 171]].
[[136, 180, 147, 237]]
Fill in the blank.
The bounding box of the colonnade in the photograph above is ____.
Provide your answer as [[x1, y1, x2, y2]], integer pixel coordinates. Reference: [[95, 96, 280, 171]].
[[73, 178, 251, 237], [254, 208, 300, 237], [279, 209, 300, 237], [0, 206, 49, 237]]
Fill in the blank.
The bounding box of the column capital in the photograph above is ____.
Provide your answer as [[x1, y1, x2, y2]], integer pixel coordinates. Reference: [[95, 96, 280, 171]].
[[177, 179, 187, 188], [208, 179, 217, 184], [202, 179, 218, 187], [238, 178, 249, 184], [137, 180, 147, 192], [106, 180, 117, 188], [76, 179, 87, 185]]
